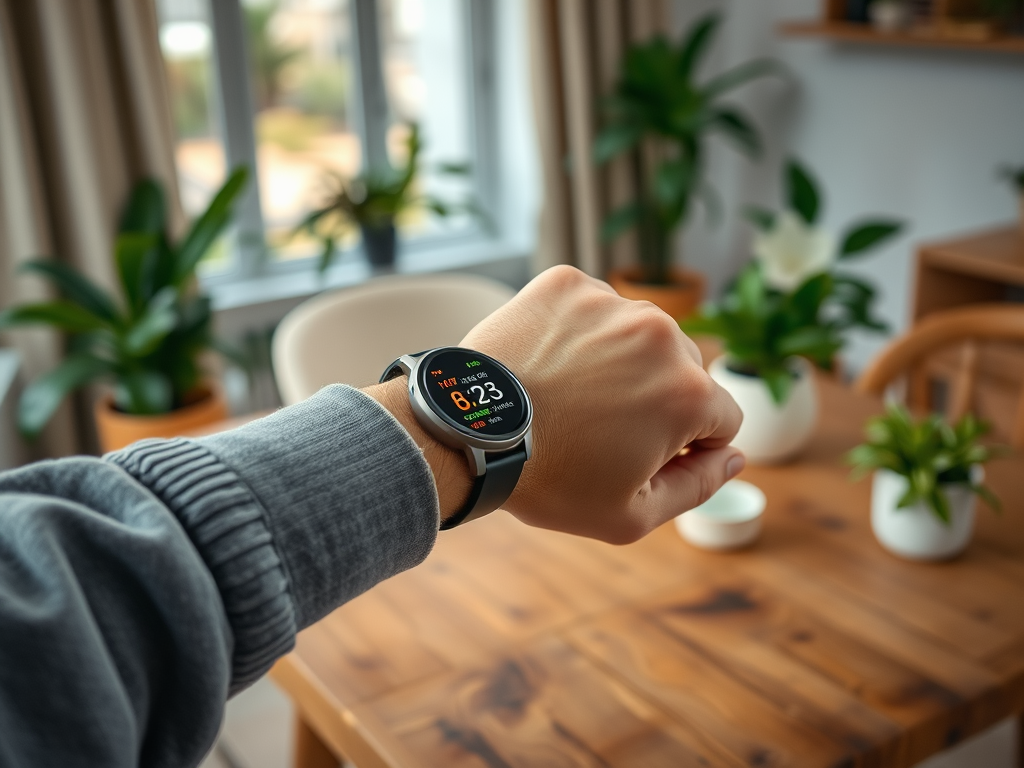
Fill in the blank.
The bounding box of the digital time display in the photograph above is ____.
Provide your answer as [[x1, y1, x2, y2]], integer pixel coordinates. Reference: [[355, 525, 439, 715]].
[[419, 348, 527, 438]]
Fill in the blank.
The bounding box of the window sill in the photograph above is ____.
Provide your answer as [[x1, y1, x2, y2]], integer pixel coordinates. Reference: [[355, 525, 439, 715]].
[[205, 235, 532, 313]]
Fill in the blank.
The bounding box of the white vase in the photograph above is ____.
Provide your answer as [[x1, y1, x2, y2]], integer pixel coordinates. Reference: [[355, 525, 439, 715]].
[[870, 468, 978, 561], [709, 356, 818, 465], [869, 1, 910, 32]]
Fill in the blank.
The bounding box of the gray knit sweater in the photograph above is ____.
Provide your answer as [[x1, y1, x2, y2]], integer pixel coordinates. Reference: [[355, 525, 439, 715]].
[[0, 386, 439, 767]]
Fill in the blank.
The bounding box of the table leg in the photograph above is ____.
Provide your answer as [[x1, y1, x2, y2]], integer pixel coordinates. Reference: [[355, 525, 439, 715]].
[[293, 712, 341, 768]]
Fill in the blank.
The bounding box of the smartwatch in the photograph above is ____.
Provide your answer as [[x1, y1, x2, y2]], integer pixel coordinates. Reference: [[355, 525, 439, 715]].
[[380, 347, 533, 529]]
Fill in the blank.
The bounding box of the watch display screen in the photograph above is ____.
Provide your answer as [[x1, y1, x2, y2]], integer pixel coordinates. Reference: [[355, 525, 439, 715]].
[[419, 349, 527, 438]]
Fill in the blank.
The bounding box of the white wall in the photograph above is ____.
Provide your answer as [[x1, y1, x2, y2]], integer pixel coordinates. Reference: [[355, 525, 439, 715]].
[[672, 0, 1024, 370]]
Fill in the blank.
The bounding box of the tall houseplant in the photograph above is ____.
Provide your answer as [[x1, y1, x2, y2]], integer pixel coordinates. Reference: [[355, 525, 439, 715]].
[[682, 159, 903, 463], [594, 13, 781, 318], [298, 123, 479, 272], [0, 169, 248, 451], [849, 405, 1001, 560]]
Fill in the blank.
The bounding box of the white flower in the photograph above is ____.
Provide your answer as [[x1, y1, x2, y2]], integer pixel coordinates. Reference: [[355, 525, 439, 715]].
[[753, 210, 837, 292]]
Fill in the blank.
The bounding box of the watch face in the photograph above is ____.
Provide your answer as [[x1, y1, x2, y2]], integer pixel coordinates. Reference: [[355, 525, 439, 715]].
[[419, 348, 528, 439]]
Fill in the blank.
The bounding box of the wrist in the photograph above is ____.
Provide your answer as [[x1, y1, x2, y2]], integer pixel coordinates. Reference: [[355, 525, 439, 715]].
[[362, 378, 473, 526]]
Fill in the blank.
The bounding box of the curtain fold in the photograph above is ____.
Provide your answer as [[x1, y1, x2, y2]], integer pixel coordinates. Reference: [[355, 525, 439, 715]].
[[529, 0, 669, 278], [0, 0, 182, 457]]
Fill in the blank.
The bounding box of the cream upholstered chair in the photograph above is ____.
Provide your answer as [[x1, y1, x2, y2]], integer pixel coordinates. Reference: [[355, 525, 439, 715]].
[[272, 273, 517, 405]]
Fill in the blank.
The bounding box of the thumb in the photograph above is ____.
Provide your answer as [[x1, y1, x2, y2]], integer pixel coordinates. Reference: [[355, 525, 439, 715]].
[[647, 446, 746, 523]]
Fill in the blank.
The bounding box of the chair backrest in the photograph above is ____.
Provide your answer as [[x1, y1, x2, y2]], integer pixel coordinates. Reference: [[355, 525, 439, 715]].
[[273, 273, 517, 405], [856, 303, 1024, 447]]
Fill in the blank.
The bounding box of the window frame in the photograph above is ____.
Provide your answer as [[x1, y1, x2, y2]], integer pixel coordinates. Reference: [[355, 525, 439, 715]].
[[195, 0, 501, 287]]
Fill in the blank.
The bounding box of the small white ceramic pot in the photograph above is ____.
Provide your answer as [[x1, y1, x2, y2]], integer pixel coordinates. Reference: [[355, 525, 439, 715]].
[[709, 356, 818, 465], [676, 479, 766, 551], [870, 468, 979, 561], [869, 1, 910, 32]]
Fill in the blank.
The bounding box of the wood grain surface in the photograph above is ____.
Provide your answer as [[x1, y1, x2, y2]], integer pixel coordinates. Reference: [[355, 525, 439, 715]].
[[270, 376, 1024, 768]]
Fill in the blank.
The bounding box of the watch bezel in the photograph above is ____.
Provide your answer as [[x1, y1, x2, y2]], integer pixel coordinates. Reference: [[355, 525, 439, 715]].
[[395, 347, 533, 454]]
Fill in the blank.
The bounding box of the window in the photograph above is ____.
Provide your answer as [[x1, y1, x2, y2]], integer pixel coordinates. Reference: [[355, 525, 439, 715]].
[[155, 0, 499, 283]]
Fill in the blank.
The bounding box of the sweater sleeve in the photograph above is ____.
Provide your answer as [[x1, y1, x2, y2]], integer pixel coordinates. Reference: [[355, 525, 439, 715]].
[[0, 385, 439, 768]]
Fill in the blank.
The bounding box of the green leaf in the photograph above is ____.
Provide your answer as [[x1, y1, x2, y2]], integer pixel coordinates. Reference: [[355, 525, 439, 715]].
[[19, 259, 120, 323], [115, 232, 159, 317], [18, 353, 112, 437], [0, 302, 109, 334], [436, 161, 472, 176], [761, 367, 792, 405], [789, 272, 833, 321], [601, 203, 642, 243], [787, 159, 820, 225], [707, 108, 761, 157], [119, 178, 165, 235], [114, 370, 173, 415], [593, 125, 642, 164], [839, 220, 903, 258], [735, 264, 765, 315], [174, 166, 249, 285], [679, 314, 726, 337], [701, 58, 782, 101], [744, 206, 775, 231], [677, 14, 719, 81], [122, 287, 178, 357], [972, 482, 1002, 513], [317, 237, 336, 274]]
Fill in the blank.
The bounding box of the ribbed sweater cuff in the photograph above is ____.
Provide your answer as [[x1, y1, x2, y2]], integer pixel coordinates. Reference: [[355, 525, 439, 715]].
[[107, 439, 294, 693], [106, 385, 439, 693]]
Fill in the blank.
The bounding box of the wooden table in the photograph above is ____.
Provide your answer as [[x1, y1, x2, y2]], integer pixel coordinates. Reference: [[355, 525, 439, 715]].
[[269, 376, 1024, 768]]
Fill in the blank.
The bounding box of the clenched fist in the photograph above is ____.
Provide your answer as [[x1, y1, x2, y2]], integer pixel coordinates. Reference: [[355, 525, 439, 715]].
[[459, 265, 744, 543]]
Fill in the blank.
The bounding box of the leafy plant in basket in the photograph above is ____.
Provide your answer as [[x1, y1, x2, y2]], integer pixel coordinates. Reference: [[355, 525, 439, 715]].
[[297, 123, 483, 273], [0, 168, 248, 437], [593, 14, 783, 286], [681, 159, 904, 405], [848, 404, 1000, 524]]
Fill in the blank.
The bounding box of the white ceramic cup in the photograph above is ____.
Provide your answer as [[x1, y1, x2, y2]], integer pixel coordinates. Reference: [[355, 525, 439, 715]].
[[675, 479, 767, 551]]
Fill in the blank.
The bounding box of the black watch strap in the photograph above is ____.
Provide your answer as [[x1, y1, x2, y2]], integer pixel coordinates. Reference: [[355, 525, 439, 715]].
[[440, 445, 527, 530]]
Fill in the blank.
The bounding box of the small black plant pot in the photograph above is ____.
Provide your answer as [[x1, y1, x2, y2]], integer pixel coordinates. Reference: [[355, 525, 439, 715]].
[[361, 223, 397, 268]]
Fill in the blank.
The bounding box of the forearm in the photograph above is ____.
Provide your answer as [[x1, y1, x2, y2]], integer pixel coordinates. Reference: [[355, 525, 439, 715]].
[[0, 384, 441, 767]]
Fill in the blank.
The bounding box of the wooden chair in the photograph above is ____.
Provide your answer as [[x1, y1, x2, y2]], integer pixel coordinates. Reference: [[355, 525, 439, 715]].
[[857, 303, 1024, 448], [273, 273, 516, 405]]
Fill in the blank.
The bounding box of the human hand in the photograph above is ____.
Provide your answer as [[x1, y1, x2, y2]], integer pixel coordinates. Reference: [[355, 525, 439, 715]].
[[461, 265, 744, 543]]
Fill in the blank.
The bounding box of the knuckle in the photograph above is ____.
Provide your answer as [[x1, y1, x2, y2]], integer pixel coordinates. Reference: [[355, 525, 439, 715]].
[[542, 264, 585, 289]]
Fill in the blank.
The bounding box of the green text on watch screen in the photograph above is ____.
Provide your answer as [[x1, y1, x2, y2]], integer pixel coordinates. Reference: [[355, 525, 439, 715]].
[[421, 349, 527, 438]]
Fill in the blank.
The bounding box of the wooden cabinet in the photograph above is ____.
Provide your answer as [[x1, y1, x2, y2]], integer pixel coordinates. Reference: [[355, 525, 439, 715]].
[[912, 226, 1024, 437]]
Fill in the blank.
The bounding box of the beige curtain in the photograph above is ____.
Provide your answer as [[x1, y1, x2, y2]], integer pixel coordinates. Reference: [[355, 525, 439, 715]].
[[529, 0, 670, 278], [0, 0, 183, 457]]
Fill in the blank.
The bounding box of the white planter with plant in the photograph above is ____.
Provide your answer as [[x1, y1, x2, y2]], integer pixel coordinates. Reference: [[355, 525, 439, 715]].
[[849, 406, 1000, 561], [708, 355, 817, 464], [683, 159, 902, 464]]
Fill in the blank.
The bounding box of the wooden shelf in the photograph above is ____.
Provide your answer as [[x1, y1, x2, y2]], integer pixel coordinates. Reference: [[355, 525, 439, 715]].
[[781, 20, 1024, 53]]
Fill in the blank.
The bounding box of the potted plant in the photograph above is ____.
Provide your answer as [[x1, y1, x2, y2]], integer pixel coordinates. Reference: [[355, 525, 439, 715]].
[[999, 163, 1024, 231], [593, 14, 782, 319], [0, 168, 248, 451], [681, 159, 902, 463], [848, 405, 1001, 560], [297, 123, 479, 272]]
